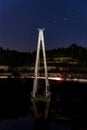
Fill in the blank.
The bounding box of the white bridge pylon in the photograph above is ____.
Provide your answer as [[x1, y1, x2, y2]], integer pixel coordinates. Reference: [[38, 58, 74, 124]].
[[32, 28, 50, 97]]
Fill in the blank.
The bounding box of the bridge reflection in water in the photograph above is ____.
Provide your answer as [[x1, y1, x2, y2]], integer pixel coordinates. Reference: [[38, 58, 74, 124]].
[[31, 99, 50, 130]]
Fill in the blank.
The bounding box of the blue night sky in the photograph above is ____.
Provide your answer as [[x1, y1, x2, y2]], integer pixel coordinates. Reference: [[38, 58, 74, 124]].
[[0, 0, 87, 52]]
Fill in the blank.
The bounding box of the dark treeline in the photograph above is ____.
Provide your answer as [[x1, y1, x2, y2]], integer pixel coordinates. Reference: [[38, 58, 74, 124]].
[[47, 44, 87, 60], [0, 44, 87, 67], [0, 47, 33, 67], [47, 44, 87, 67]]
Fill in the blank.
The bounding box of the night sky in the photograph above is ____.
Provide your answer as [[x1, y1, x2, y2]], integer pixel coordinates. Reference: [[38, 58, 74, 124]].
[[0, 0, 87, 52]]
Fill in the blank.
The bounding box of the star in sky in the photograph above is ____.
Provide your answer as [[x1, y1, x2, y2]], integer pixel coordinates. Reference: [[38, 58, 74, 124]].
[[64, 18, 68, 21]]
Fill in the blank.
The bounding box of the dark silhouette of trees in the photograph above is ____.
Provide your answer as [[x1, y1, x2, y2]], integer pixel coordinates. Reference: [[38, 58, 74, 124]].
[[0, 44, 87, 72], [0, 48, 33, 67]]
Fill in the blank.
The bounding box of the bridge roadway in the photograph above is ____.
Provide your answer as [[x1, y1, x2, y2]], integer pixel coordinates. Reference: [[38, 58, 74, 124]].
[[31, 76, 87, 83], [0, 73, 87, 83]]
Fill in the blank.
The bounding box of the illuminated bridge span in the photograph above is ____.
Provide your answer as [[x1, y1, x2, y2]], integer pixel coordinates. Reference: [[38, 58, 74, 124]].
[[0, 73, 87, 83]]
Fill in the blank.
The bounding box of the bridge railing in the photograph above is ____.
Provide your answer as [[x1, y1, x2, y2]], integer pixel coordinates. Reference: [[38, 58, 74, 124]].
[[0, 72, 87, 80]]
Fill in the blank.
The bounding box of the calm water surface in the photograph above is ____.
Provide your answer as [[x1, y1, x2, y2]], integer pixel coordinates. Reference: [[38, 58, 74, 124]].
[[0, 78, 87, 130]]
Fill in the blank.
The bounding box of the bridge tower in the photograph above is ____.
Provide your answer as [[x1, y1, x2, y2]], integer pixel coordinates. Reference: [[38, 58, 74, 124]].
[[31, 28, 50, 100]]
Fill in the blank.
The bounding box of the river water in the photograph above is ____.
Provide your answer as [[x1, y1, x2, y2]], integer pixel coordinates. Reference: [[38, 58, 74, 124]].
[[0, 78, 87, 130]]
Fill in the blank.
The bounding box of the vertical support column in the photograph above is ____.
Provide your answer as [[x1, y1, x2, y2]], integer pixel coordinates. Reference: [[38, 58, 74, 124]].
[[32, 30, 41, 97], [32, 28, 49, 97], [41, 30, 49, 96]]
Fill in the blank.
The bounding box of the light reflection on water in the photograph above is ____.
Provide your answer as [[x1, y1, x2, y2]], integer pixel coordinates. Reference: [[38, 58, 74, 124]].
[[0, 78, 87, 130]]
